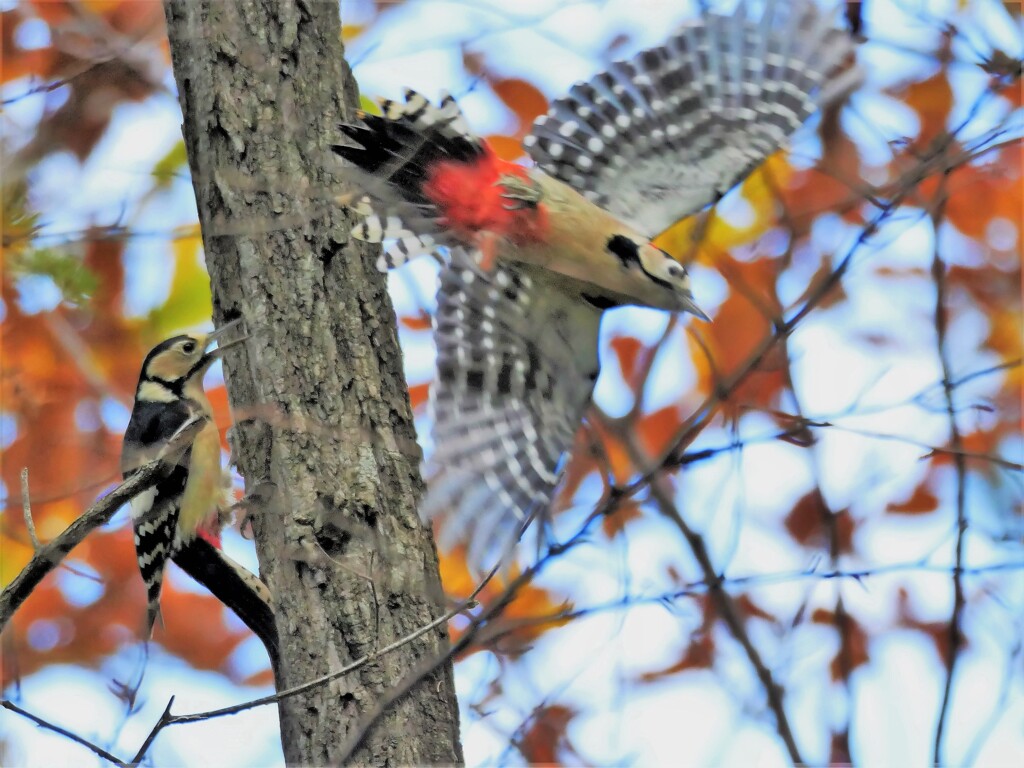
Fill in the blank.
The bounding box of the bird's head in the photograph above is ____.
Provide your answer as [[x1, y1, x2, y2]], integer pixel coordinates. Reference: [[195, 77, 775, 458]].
[[604, 234, 709, 320], [136, 319, 247, 401]]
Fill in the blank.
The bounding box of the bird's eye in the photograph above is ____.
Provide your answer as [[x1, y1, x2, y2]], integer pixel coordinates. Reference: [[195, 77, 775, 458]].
[[667, 263, 685, 279], [182, 341, 197, 354]]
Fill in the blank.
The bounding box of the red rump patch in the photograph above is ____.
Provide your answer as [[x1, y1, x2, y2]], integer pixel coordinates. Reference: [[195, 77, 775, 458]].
[[197, 510, 224, 549], [422, 145, 548, 245]]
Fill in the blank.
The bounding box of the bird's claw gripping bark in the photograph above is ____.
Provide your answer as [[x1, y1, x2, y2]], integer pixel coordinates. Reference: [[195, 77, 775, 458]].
[[497, 174, 543, 210]]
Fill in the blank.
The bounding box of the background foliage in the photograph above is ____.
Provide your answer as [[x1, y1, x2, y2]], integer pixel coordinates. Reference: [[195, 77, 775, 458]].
[[1, 0, 1021, 765]]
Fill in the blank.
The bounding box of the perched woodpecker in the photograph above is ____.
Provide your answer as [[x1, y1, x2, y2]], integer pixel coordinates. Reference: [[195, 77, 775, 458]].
[[121, 322, 245, 636], [334, 0, 858, 569]]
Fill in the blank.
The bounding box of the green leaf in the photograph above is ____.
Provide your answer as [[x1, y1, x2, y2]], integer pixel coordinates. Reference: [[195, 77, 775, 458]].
[[7, 248, 98, 306], [359, 94, 381, 115]]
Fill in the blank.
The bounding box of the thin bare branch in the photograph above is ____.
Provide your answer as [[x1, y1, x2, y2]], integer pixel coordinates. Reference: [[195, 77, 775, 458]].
[[20, 468, 40, 551], [473, 561, 1024, 644], [647, 482, 804, 763], [1, 700, 128, 767], [129, 697, 175, 765], [930, 155, 968, 768], [0, 416, 206, 633], [124, 567, 497, 762]]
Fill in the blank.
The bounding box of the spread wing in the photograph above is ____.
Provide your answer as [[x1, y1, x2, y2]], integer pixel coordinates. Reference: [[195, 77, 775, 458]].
[[421, 248, 602, 571], [523, 0, 859, 237]]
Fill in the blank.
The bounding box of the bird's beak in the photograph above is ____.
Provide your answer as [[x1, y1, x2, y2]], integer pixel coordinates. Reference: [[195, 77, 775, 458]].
[[680, 293, 711, 322], [201, 318, 249, 363]]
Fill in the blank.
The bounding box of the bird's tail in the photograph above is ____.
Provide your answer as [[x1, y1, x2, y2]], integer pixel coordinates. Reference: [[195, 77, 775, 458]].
[[133, 505, 177, 639], [144, 593, 163, 640], [332, 89, 481, 270], [334, 89, 543, 271]]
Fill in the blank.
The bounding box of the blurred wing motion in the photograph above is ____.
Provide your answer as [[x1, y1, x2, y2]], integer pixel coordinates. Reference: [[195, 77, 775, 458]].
[[524, 0, 859, 237], [423, 248, 601, 568], [334, 0, 857, 571]]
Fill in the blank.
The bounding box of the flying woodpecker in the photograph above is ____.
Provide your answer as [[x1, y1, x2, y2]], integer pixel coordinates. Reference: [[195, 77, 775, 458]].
[[334, 0, 859, 569]]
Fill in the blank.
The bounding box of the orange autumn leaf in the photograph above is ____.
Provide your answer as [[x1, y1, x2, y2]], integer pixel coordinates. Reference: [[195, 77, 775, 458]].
[[438, 548, 572, 654], [491, 77, 548, 131], [485, 134, 526, 162], [831, 731, 853, 765], [812, 608, 870, 680], [242, 668, 276, 688], [919, 159, 1022, 241], [1, 10, 56, 85], [399, 313, 432, 331], [555, 422, 605, 504], [899, 69, 953, 150], [589, 418, 634, 485], [690, 254, 786, 411], [437, 546, 479, 599], [886, 483, 940, 515], [517, 705, 578, 765], [156, 589, 252, 676], [734, 594, 776, 623], [784, 490, 854, 553], [638, 633, 715, 682], [499, 582, 572, 645], [636, 405, 684, 460], [602, 499, 644, 538], [610, 335, 644, 385], [408, 381, 430, 410]]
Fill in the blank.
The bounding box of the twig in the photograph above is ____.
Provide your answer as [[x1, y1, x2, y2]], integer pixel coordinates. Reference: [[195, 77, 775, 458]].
[[647, 482, 804, 763], [774, 289, 858, 761], [622, 86, 1005, 505], [0, 416, 207, 634], [1, 700, 128, 767], [20, 468, 40, 551], [470, 561, 1024, 645], [337, 510, 605, 763], [124, 569, 495, 762], [959, 632, 1023, 766], [930, 157, 968, 768], [129, 697, 175, 765], [177, 590, 479, 721]]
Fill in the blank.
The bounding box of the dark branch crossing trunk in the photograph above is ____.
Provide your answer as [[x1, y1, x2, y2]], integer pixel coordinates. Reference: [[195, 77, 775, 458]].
[[162, 1, 462, 763]]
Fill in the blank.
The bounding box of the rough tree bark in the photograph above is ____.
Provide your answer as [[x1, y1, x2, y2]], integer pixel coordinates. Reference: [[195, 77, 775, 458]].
[[162, 1, 463, 764]]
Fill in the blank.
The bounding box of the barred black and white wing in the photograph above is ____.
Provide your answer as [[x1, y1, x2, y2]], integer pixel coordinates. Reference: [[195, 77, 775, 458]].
[[422, 248, 602, 571], [523, 0, 859, 237]]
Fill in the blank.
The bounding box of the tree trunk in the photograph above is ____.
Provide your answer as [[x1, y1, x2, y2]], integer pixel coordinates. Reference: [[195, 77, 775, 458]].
[[162, 1, 463, 764]]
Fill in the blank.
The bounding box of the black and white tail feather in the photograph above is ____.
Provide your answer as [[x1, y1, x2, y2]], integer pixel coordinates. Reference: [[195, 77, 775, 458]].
[[126, 459, 189, 637], [335, 89, 483, 271], [334, 0, 857, 573]]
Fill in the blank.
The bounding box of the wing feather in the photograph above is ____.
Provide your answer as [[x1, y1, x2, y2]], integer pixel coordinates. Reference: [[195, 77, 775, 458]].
[[421, 248, 602, 571], [523, 0, 858, 236]]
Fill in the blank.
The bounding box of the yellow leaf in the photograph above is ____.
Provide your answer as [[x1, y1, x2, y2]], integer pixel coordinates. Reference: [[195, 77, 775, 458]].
[[341, 24, 365, 43], [147, 225, 213, 338], [655, 155, 786, 262]]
